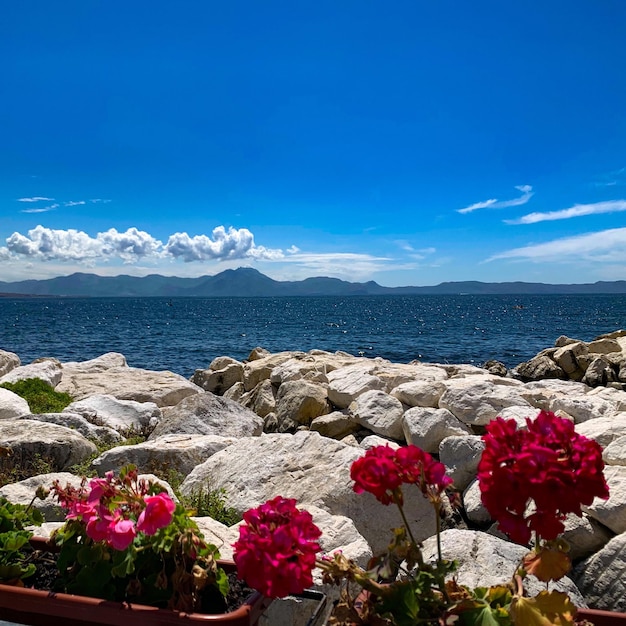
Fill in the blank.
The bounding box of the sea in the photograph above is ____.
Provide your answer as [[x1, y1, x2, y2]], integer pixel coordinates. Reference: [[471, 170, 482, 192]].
[[1, 294, 625, 378]]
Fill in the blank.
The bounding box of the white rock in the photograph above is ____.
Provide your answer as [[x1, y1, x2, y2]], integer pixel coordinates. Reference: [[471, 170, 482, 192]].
[[57, 365, 201, 407], [0, 472, 84, 521], [359, 435, 401, 450], [573, 531, 626, 612], [240, 379, 276, 418], [22, 412, 123, 444], [439, 435, 485, 491], [401, 407, 471, 453], [61, 352, 128, 372], [0, 358, 63, 387], [310, 412, 360, 440], [496, 405, 541, 427], [518, 379, 589, 410], [0, 419, 97, 470], [0, 349, 20, 377], [348, 390, 404, 440], [191, 363, 244, 395], [575, 414, 626, 448], [180, 431, 436, 554], [242, 352, 296, 391], [149, 392, 263, 438], [439, 378, 531, 426], [63, 394, 162, 432], [421, 529, 585, 605], [604, 435, 626, 465], [560, 513, 614, 562], [391, 380, 446, 408], [0, 387, 30, 419], [462, 479, 491, 525], [583, 465, 626, 534], [327, 364, 385, 409], [92, 433, 237, 477], [548, 393, 615, 424], [275, 380, 331, 425]]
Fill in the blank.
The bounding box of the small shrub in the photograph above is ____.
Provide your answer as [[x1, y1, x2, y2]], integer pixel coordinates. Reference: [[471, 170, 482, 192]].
[[182, 485, 241, 526], [0, 378, 73, 414]]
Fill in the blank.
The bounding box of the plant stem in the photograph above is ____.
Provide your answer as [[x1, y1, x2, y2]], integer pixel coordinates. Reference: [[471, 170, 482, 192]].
[[396, 500, 424, 567]]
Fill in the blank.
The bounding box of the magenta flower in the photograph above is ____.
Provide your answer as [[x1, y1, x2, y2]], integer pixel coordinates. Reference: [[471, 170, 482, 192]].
[[108, 517, 137, 550], [137, 493, 176, 535], [233, 496, 321, 598]]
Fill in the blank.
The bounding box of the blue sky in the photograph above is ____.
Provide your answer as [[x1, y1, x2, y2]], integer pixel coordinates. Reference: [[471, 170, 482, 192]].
[[2, 1, 626, 286]]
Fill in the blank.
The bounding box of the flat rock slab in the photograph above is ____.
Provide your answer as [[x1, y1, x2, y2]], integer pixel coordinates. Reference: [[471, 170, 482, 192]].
[[57, 366, 201, 407]]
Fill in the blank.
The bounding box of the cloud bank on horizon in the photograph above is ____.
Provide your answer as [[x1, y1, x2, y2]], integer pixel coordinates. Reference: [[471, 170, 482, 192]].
[[2, 2, 626, 287]]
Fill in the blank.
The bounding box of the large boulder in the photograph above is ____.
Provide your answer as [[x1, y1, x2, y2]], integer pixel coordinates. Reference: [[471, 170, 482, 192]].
[[422, 530, 584, 605], [240, 380, 276, 418], [0, 358, 63, 387], [92, 433, 237, 477], [391, 380, 446, 408], [19, 412, 123, 445], [57, 365, 201, 407], [0, 387, 30, 419], [573, 532, 626, 612], [438, 378, 531, 426], [348, 390, 404, 440], [179, 431, 437, 554], [63, 394, 162, 433], [327, 364, 385, 409], [0, 350, 20, 377], [439, 435, 485, 491], [275, 380, 331, 426], [149, 392, 263, 438], [583, 465, 626, 534], [0, 419, 97, 470], [191, 362, 244, 395], [402, 407, 471, 453], [514, 354, 566, 382]]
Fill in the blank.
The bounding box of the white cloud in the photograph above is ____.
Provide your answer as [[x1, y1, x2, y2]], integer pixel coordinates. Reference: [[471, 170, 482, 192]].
[[505, 200, 626, 224], [594, 166, 626, 187], [486, 227, 626, 263], [2, 225, 285, 265], [458, 185, 534, 214], [17, 197, 54, 202], [20, 205, 58, 214], [64, 200, 86, 207]]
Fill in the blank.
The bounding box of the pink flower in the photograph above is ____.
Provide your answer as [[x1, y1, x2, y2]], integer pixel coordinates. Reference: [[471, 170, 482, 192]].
[[108, 517, 137, 550], [233, 496, 321, 598], [350, 445, 403, 505], [137, 493, 176, 535]]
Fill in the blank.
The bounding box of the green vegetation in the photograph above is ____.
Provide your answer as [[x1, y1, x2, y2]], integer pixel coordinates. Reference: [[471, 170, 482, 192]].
[[181, 485, 241, 526], [0, 378, 73, 414]]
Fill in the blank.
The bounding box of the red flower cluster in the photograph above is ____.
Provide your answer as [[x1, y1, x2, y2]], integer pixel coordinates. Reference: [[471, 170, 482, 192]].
[[477, 410, 610, 544], [350, 444, 453, 505], [233, 496, 322, 598]]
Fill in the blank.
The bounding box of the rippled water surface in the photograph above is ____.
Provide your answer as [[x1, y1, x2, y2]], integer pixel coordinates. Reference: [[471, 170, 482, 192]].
[[1, 295, 624, 377]]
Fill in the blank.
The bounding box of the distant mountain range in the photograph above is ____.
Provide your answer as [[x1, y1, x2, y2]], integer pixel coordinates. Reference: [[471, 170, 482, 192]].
[[1, 268, 626, 297]]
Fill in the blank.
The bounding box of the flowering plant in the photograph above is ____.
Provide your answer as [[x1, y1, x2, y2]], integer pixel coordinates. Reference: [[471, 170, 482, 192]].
[[233, 410, 610, 625], [50, 464, 229, 612]]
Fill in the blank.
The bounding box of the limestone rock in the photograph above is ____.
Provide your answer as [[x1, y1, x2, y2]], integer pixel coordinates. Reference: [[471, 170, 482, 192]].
[[360, 435, 401, 450], [209, 356, 242, 371], [560, 512, 614, 562], [63, 394, 161, 433], [242, 351, 296, 391], [0, 358, 63, 388], [61, 352, 128, 372], [327, 364, 385, 409], [582, 355, 618, 387], [150, 392, 263, 439], [514, 355, 565, 382], [21, 412, 123, 445], [576, 413, 626, 448], [603, 435, 626, 465], [391, 380, 446, 408], [348, 390, 404, 440], [0, 350, 20, 377], [275, 380, 331, 425], [57, 365, 201, 407], [518, 379, 588, 410], [310, 412, 360, 440], [553, 342, 588, 378], [439, 435, 485, 491], [92, 433, 237, 477], [548, 393, 615, 424], [190, 363, 244, 396], [401, 407, 471, 453], [0, 472, 84, 521], [180, 431, 437, 554], [0, 387, 30, 419], [439, 378, 531, 426], [583, 465, 626, 534], [240, 379, 276, 418], [223, 381, 245, 403], [573, 532, 626, 612], [0, 419, 97, 470], [270, 357, 330, 385], [462, 479, 491, 525], [421, 529, 584, 605], [588, 337, 622, 355]]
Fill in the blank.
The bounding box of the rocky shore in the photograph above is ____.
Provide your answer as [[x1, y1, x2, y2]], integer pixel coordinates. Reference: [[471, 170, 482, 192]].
[[1, 331, 626, 619]]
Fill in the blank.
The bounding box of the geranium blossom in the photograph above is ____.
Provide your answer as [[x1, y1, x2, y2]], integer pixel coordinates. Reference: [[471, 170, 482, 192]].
[[137, 493, 176, 535], [477, 410, 609, 544], [233, 496, 321, 598]]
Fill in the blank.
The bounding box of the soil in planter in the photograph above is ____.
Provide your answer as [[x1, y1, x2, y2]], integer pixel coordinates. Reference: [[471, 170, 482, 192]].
[[22, 546, 254, 615]]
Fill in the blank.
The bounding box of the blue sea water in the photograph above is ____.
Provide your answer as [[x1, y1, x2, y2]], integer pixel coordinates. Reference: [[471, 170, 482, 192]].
[[1, 295, 625, 378]]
